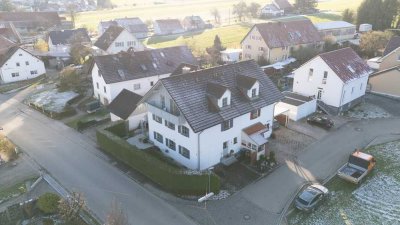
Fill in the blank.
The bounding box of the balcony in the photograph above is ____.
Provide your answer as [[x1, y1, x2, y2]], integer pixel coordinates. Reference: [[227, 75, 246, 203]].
[[147, 102, 184, 125]]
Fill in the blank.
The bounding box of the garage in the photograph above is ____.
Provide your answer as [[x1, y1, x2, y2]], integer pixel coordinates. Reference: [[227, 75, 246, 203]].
[[275, 92, 317, 121]]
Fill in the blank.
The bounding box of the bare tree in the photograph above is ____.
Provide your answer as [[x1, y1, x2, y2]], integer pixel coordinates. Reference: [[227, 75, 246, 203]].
[[232, 1, 248, 22], [210, 8, 221, 24], [105, 200, 130, 225], [58, 192, 86, 225]]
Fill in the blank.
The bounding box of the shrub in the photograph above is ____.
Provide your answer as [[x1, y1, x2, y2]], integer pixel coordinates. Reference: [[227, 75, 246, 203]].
[[0, 135, 16, 162], [97, 122, 220, 195], [37, 193, 61, 214], [42, 218, 55, 225]]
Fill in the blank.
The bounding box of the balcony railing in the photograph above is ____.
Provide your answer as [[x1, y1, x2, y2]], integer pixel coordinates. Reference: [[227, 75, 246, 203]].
[[147, 102, 184, 125]]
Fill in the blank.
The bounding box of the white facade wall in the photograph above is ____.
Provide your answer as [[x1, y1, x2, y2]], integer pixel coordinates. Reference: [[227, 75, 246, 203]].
[[48, 37, 70, 53], [241, 27, 269, 61], [104, 30, 145, 54], [0, 48, 46, 84], [293, 57, 368, 108], [275, 99, 316, 121], [92, 63, 170, 104], [111, 112, 146, 130], [146, 85, 275, 170]]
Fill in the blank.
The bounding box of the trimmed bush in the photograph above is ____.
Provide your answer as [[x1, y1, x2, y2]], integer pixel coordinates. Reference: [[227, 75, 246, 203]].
[[0, 135, 16, 162], [37, 193, 61, 214], [105, 121, 128, 137], [97, 122, 220, 195]]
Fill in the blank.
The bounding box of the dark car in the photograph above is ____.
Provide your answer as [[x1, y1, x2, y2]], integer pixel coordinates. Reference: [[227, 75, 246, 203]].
[[295, 184, 329, 212], [307, 115, 334, 129]]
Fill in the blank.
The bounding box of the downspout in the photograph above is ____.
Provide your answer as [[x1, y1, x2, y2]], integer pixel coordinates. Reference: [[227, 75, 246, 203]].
[[197, 130, 203, 170]]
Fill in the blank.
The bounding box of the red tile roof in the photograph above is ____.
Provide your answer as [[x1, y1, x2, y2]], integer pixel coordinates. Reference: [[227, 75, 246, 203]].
[[252, 19, 322, 48], [243, 122, 267, 135], [319, 47, 372, 83]]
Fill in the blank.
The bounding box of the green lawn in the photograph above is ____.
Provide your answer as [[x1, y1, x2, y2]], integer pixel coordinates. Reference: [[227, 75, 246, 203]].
[[144, 24, 251, 55], [0, 177, 39, 203]]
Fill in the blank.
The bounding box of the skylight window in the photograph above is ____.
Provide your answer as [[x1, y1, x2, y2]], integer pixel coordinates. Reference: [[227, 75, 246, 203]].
[[347, 65, 355, 73], [160, 52, 165, 58], [141, 64, 147, 71]]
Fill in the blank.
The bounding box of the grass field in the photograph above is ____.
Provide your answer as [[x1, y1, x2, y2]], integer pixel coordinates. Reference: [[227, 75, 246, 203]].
[[143, 24, 251, 55]]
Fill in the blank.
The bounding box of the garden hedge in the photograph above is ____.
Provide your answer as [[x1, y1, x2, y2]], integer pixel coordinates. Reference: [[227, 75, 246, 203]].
[[97, 121, 220, 195]]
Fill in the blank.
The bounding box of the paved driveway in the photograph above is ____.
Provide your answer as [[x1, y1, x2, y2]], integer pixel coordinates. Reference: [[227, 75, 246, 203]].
[[0, 89, 195, 225]]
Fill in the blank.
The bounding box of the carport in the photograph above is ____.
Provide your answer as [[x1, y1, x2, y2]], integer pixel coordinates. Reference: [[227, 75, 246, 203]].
[[275, 92, 317, 122], [274, 104, 290, 127]]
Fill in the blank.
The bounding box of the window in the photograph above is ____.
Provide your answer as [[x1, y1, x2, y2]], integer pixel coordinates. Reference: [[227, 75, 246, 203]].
[[115, 42, 124, 47], [11, 72, 19, 77], [166, 139, 176, 151], [98, 70, 101, 77], [30, 70, 38, 75], [127, 41, 135, 46], [222, 97, 228, 107], [351, 87, 355, 94], [178, 125, 190, 137], [246, 45, 251, 49], [221, 119, 233, 131], [150, 81, 154, 86], [250, 109, 261, 119], [160, 95, 165, 108], [251, 88, 257, 98], [133, 83, 141, 90], [360, 83, 363, 90], [223, 141, 228, 149], [322, 71, 328, 84], [153, 132, 163, 143], [258, 47, 264, 51], [165, 120, 175, 130], [16, 62, 20, 67], [25, 61, 29, 65], [397, 55, 400, 61], [104, 86, 107, 93], [152, 114, 162, 123], [308, 68, 313, 81], [179, 146, 190, 159], [19, 54, 22, 56], [233, 137, 237, 144], [96, 82, 99, 89]]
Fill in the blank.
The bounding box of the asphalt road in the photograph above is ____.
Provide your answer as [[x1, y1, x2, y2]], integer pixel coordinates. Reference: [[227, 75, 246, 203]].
[[0, 89, 196, 225]]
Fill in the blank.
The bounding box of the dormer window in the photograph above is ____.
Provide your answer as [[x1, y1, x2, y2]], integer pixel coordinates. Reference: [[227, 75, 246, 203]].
[[222, 97, 228, 107], [206, 82, 230, 110], [236, 75, 259, 100], [251, 88, 257, 98]]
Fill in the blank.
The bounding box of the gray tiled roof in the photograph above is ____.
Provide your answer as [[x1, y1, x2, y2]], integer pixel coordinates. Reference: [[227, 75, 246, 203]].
[[107, 89, 142, 120], [160, 60, 283, 133], [94, 46, 198, 84], [49, 28, 90, 45], [94, 25, 124, 51]]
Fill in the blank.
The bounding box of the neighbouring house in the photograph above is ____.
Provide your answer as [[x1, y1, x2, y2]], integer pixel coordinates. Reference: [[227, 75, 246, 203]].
[[153, 19, 184, 35], [274, 91, 317, 121], [0, 12, 62, 33], [293, 47, 372, 115], [260, 0, 293, 17], [0, 37, 46, 84], [0, 22, 21, 43], [94, 26, 145, 55], [48, 28, 91, 53], [368, 36, 400, 71], [182, 16, 206, 31], [220, 49, 242, 64], [314, 21, 356, 43], [107, 89, 147, 130], [91, 46, 198, 105], [140, 60, 283, 170], [98, 17, 149, 39], [241, 19, 323, 64], [368, 66, 400, 98], [273, 0, 293, 13]]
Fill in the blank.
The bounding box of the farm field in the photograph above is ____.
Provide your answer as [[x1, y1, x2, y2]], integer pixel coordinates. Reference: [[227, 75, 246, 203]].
[[288, 141, 400, 225]]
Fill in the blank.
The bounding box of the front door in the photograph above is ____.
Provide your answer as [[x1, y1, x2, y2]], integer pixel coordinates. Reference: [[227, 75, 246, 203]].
[[317, 88, 323, 100]]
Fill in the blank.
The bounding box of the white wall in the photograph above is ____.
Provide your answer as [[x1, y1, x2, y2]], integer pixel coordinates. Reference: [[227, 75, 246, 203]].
[[340, 75, 368, 106], [105, 29, 145, 54], [146, 85, 276, 170], [275, 99, 316, 121], [92, 63, 170, 104], [0, 48, 46, 84], [48, 36, 70, 53]]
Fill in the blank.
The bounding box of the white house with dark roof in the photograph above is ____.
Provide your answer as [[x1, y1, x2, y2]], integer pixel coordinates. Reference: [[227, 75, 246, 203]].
[[48, 28, 91, 53], [153, 19, 184, 35], [0, 37, 46, 84], [91, 46, 198, 105], [293, 48, 372, 115], [98, 17, 148, 39], [94, 26, 144, 55], [314, 21, 356, 43], [107, 89, 147, 130], [140, 60, 283, 170]]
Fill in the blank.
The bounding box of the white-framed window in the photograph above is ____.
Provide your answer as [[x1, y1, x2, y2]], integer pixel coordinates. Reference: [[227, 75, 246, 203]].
[[103, 86, 107, 93], [115, 42, 124, 47], [166, 138, 176, 151], [250, 108, 261, 119], [25, 61, 29, 65], [153, 131, 163, 143], [133, 83, 141, 90], [222, 97, 228, 107], [16, 62, 20, 67], [152, 114, 162, 124], [179, 145, 190, 159], [178, 125, 190, 137], [19, 53, 22, 56], [30, 70, 38, 75], [11, 72, 19, 77], [223, 141, 228, 149], [221, 119, 233, 131], [322, 71, 328, 84], [150, 81, 154, 86], [233, 137, 238, 144], [164, 120, 175, 130], [127, 41, 135, 46], [251, 88, 257, 98], [308, 68, 314, 81]]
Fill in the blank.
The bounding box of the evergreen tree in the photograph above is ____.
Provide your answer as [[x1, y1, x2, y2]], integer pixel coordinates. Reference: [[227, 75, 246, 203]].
[[295, 0, 317, 13], [342, 8, 355, 23], [382, 0, 399, 29], [206, 35, 226, 65]]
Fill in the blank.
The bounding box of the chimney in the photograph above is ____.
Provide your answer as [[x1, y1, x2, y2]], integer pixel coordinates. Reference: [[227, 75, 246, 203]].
[[182, 66, 191, 74]]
